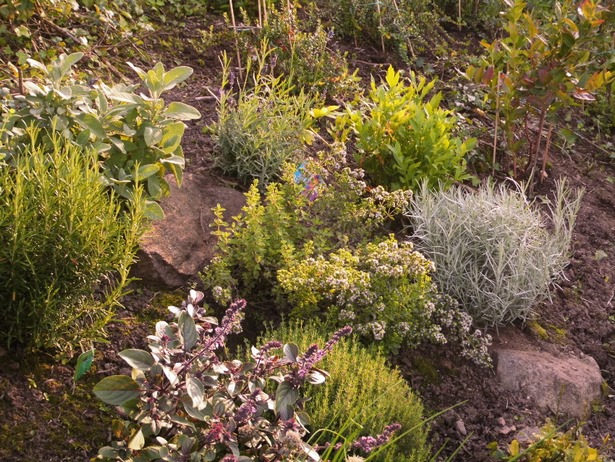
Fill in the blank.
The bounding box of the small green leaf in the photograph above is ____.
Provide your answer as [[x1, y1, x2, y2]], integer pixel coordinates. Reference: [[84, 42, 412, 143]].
[[76, 114, 106, 139], [159, 122, 185, 154], [161, 66, 194, 92], [93, 375, 140, 406], [144, 200, 165, 220], [178, 311, 198, 351], [143, 125, 163, 147], [119, 349, 154, 371], [73, 349, 95, 382], [136, 164, 161, 180], [165, 102, 201, 120], [128, 429, 145, 450], [59, 52, 84, 79]]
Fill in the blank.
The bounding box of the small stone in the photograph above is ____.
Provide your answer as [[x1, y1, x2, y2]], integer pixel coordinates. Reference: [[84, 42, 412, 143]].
[[497, 417, 506, 426], [515, 426, 542, 445], [498, 425, 516, 435], [455, 419, 467, 436]]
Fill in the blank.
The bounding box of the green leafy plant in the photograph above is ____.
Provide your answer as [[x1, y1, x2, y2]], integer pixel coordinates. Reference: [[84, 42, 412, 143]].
[[406, 179, 583, 326], [335, 66, 475, 191], [201, 153, 412, 306], [276, 236, 490, 360], [0, 126, 146, 350], [1, 52, 200, 218], [465, 0, 614, 179], [258, 5, 361, 101], [315, 0, 449, 63], [203, 155, 491, 362], [93, 290, 355, 461], [489, 420, 606, 461], [0, 0, 151, 66], [207, 44, 318, 188], [260, 322, 430, 462]]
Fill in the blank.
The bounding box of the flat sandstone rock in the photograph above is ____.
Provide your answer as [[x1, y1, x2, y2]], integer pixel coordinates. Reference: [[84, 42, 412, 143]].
[[131, 173, 246, 288], [495, 348, 603, 419]]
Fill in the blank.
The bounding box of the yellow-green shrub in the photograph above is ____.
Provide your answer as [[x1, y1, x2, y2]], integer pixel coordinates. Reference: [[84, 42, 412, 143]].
[[261, 322, 430, 462], [0, 128, 145, 350]]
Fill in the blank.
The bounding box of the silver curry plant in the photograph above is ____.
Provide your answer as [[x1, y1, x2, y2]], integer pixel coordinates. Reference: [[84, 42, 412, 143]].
[[93, 290, 352, 461]]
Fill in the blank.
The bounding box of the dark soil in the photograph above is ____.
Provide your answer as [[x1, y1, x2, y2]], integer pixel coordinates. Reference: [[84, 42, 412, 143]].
[[1, 14, 614, 462]]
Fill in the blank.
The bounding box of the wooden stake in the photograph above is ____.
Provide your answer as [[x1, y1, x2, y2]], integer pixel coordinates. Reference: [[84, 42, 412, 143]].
[[228, 0, 243, 80], [540, 123, 553, 184], [376, 0, 386, 53]]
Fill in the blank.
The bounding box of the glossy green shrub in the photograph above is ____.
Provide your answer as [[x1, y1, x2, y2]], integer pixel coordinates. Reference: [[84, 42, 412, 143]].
[[260, 322, 430, 462], [335, 66, 475, 191], [406, 179, 583, 326], [1, 52, 200, 218], [0, 127, 145, 350]]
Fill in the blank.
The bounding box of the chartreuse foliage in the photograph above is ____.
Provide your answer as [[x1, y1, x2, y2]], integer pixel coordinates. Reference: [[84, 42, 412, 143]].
[[202, 156, 491, 363], [465, 0, 614, 176], [489, 421, 606, 461], [93, 290, 361, 461], [406, 179, 582, 326], [260, 322, 430, 462], [1, 52, 200, 218], [334, 66, 475, 191], [0, 127, 146, 351]]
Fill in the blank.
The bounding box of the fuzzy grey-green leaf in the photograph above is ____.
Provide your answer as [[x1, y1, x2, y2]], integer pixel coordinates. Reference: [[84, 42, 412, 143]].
[[93, 375, 140, 406], [119, 349, 154, 371]]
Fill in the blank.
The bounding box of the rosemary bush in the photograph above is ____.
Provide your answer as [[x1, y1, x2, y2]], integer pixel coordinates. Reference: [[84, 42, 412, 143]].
[[261, 322, 430, 462], [406, 179, 583, 326], [0, 127, 145, 350]]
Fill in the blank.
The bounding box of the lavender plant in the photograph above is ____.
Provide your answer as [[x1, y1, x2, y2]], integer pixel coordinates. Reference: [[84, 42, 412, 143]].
[[93, 290, 353, 461]]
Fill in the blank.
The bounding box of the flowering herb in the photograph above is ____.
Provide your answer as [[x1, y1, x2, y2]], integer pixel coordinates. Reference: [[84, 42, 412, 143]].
[[93, 290, 353, 461]]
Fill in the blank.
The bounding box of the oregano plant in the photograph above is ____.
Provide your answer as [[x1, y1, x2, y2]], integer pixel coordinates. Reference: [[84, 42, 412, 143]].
[[93, 290, 353, 461]]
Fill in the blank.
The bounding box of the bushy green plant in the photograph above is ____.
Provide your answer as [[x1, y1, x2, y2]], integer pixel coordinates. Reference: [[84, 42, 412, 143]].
[[315, 0, 449, 63], [0, 0, 151, 65], [334, 66, 475, 191], [406, 179, 583, 326], [465, 0, 614, 178], [201, 153, 412, 306], [93, 290, 356, 461], [277, 236, 490, 358], [207, 45, 318, 188], [490, 421, 606, 461], [0, 127, 146, 350], [260, 322, 430, 462], [203, 155, 491, 363], [259, 6, 361, 101], [1, 52, 200, 218]]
